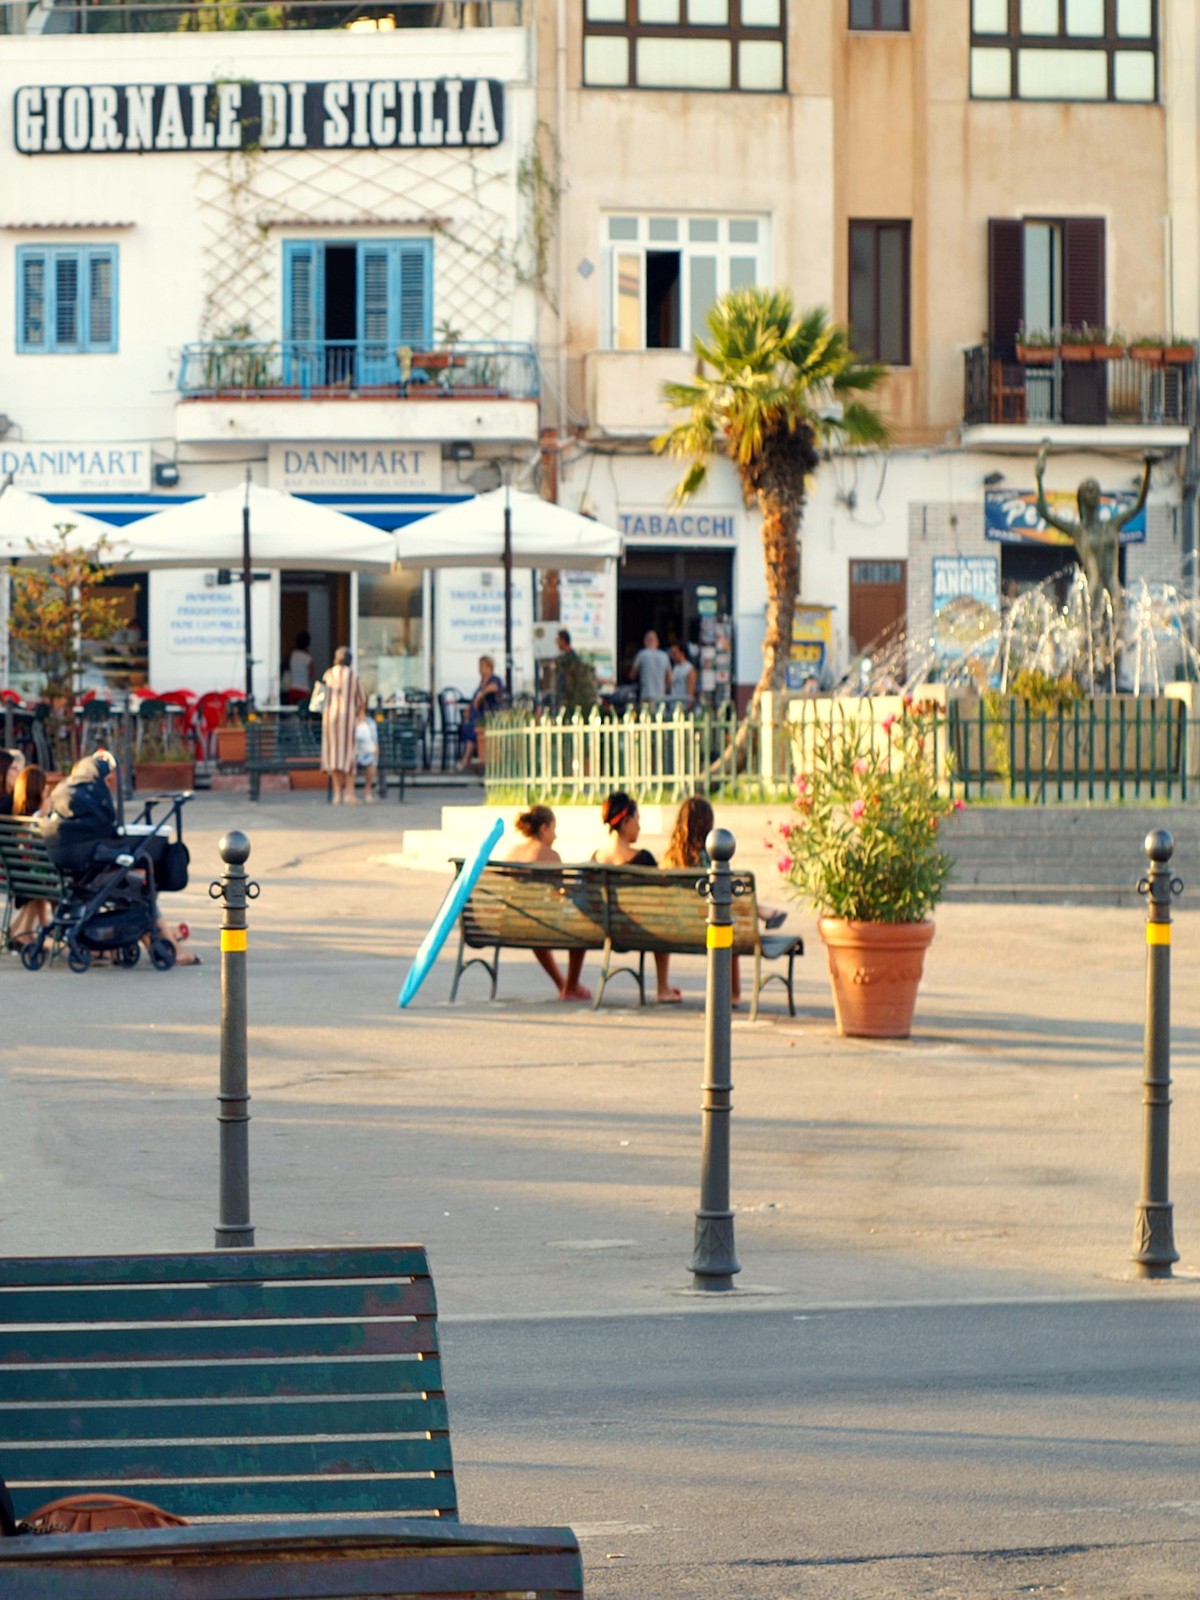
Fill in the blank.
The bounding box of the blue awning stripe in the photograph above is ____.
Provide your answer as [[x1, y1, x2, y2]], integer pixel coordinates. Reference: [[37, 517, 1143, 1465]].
[[39, 490, 469, 532]]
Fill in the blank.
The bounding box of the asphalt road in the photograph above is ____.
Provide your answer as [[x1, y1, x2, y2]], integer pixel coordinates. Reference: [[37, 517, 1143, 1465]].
[[445, 1299, 1200, 1599]]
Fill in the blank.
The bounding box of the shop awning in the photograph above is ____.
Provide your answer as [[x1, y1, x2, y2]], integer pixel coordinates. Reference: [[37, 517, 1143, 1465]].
[[103, 483, 399, 571], [0, 485, 119, 559], [392, 488, 624, 572]]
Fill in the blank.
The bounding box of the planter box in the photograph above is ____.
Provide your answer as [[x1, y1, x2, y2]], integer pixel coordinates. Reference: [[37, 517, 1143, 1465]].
[[289, 768, 329, 792], [1059, 344, 1094, 362], [1130, 346, 1163, 365], [1015, 345, 1056, 365], [135, 760, 195, 793], [215, 726, 246, 764], [1164, 345, 1196, 365], [1092, 344, 1125, 360]]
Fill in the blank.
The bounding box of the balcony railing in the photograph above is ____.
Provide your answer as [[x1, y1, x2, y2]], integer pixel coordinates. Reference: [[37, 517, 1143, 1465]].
[[1, 0, 520, 35], [964, 345, 1197, 430], [177, 340, 538, 401]]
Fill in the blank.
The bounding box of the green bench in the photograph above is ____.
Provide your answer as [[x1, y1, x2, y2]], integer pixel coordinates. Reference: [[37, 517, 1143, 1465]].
[[245, 716, 327, 801], [0, 1244, 582, 1599], [451, 862, 804, 1022], [376, 716, 421, 802], [0, 816, 64, 951]]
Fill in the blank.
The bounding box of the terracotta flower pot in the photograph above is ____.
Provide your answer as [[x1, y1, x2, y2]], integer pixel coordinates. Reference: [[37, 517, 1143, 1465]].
[[134, 761, 195, 793], [1059, 344, 1094, 362], [1015, 344, 1055, 365], [817, 918, 936, 1039]]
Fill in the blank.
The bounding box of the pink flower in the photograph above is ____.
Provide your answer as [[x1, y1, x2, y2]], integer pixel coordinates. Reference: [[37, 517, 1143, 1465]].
[[953, 797, 966, 812], [795, 774, 809, 794], [853, 757, 870, 775], [777, 858, 790, 875], [778, 823, 792, 839], [881, 715, 896, 735], [850, 799, 865, 821]]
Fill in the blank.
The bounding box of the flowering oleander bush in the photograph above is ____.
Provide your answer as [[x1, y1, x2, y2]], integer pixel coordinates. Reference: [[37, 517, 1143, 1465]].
[[775, 701, 963, 924]]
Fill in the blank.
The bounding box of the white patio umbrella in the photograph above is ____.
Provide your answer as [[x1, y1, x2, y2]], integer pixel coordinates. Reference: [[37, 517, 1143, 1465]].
[[393, 487, 624, 690], [0, 484, 121, 560], [121, 480, 399, 704]]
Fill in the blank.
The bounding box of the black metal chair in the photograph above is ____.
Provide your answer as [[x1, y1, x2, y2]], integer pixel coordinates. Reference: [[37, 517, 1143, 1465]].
[[399, 689, 433, 768], [437, 688, 464, 771]]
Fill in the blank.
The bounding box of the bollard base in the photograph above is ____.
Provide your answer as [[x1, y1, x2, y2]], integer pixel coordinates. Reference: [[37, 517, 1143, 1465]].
[[689, 1209, 740, 1289], [1131, 1202, 1178, 1277], [214, 1224, 256, 1249]]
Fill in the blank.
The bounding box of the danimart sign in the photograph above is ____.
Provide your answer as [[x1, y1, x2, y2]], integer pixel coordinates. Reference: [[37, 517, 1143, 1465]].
[[14, 78, 503, 154]]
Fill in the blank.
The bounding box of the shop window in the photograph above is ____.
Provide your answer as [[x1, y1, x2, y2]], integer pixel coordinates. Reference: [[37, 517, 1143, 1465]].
[[282, 239, 432, 388], [605, 214, 766, 350], [17, 245, 117, 354], [848, 220, 910, 365], [583, 0, 784, 91], [970, 0, 1156, 101], [849, 0, 908, 29]]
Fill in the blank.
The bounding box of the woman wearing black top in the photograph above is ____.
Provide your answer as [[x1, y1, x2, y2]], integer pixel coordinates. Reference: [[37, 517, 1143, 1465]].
[[592, 790, 681, 1002]]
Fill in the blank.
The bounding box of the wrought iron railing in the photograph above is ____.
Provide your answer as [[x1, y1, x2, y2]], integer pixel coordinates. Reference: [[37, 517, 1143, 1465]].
[[177, 340, 538, 400], [485, 697, 1190, 806], [1, 0, 520, 34], [963, 345, 1197, 429]]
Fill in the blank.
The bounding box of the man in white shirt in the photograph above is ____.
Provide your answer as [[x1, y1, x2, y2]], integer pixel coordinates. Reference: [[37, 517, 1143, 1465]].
[[629, 630, 671, 705], [288, 631, 314, 705]]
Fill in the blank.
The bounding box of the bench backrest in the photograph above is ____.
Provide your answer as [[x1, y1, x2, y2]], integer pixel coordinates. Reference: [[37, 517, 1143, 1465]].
[[0, 816, 62, 904], [246, 719, 323, 762], [461, 863, 607, 951], [0, 1245, 458, 1524], [603, 866, 759, 955]]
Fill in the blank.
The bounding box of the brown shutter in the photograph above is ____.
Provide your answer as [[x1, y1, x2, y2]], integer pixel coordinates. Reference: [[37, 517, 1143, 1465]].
[[988, 219, 1024, 357], [1063, 218, 1106, 330]]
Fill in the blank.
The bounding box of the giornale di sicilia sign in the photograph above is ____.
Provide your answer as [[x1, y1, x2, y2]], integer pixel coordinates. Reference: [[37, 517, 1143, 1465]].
[[13, 77, 504, 154]]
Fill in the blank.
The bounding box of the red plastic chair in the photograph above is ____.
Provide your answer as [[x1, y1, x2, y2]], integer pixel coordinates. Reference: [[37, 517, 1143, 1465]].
[[195, 692, 229, 759], [161, 690, 201, 758]]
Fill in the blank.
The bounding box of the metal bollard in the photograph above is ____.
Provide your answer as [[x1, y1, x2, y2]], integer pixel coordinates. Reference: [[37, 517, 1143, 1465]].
[[211, 830, 258, 1249], [1132, 828, 1182, 1278], [690, 827, 742, 1291]]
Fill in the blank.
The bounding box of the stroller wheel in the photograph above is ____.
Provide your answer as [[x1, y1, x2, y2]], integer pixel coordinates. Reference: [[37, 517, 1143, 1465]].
[[117, 943, 141, 969], [68, 946, 92, 975], [20, 937, 46, 973], [150, 937, 177, 972]]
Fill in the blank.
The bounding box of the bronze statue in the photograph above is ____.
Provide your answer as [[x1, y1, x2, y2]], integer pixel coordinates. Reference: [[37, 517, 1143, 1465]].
[[1034, 440, 1153, 623]]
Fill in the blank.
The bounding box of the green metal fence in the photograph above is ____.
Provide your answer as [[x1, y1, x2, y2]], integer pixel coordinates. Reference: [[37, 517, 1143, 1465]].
[[484, 696, 1189, 805]]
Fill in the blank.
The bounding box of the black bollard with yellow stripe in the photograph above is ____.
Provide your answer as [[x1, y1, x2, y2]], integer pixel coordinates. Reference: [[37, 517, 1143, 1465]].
[[690, 827, 742, 1290], [1132, 828, 1181, 1277], [212, 830, 258, 1249]]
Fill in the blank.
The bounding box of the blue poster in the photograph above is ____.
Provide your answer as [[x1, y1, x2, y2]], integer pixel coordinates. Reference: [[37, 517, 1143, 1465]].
[[985, 488, 1146, 545], [931, 556, 1000, 666]]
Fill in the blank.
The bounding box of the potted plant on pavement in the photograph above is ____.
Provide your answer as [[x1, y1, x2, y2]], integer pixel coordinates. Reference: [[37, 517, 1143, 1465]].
[[775, 700, 963, 1038], [134, 719, 195, 793]]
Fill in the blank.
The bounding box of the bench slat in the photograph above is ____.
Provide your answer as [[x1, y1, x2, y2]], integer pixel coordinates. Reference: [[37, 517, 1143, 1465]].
[[0, 1245, 435, 1289], [6, 1434, 453, 1483], [0, 1395, 448, 1442], [0, 1278, 436, 1325], [0, 1318, 436, 1365], [4, 1473, 458, 1521], [0, 1355, 441, 1405]]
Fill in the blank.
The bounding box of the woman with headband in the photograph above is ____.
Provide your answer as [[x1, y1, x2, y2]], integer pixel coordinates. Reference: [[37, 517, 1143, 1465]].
[[592, 790, 682, 1003]]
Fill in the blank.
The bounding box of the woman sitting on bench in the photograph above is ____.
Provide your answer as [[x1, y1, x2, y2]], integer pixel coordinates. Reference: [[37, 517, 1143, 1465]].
[[592, 790, 681, 1004], [505, 804, 591, 1002]]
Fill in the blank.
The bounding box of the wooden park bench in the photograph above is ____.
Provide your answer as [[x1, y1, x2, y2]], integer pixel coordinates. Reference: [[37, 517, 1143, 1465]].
[[246, 715, 327, 801], [451, 862, 804, 1022], [0, 815, 64, 950], [0, 1244, 582, 1599]]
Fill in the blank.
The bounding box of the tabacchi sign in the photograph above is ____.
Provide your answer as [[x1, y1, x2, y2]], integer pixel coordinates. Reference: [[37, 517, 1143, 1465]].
[[13, 78, 504, 154]]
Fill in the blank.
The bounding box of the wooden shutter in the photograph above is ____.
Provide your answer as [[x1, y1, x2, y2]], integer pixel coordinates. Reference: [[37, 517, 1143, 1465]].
[[1063, 218, 1105, 330], [988, 219, 1024, 357], [19, 251, 47, 350]]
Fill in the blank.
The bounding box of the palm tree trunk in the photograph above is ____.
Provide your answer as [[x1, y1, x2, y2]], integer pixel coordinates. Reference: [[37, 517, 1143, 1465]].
[[748, 492, 801, 719]]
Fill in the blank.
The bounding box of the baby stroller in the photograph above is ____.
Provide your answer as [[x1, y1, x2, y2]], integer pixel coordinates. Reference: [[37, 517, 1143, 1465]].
[[24, 752, 192, 975]]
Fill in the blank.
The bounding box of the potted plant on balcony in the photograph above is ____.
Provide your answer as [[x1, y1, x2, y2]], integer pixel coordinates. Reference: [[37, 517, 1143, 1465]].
[[1091, 327, 1127, 361], [1163, 338, 1197, 365], [1059, 325, 1097, 362], [1129, 335, 1166, 365], [774, 700, 962, 1038], [1014, 326, 1057, 365]]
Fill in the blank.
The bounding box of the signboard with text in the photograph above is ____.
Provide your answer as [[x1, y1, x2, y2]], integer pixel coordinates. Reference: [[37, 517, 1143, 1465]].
[[0, 442, 149, 492], [931, 555, 1000, 667], [985, 487, 1146, 545], [618, 508, 737, 545], [268, 443, 442, 495]]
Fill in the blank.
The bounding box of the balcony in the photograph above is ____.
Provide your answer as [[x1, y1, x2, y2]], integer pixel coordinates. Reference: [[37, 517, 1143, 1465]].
[[1, 0, 521, 35], [962, 344, 1196, 452], [585, 350, 698, 439], [175, 339, 539, 446]]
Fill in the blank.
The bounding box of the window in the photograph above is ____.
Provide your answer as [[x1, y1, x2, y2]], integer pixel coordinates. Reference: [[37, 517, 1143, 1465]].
[[848, 220, 910, 365], [604, 214, 767, 350], [849, 0, 908, 29], [282, 239, 432, 387], [17, 245, 117, 354], [971, 0, 1157, 101], [583, 0, 785, 92]]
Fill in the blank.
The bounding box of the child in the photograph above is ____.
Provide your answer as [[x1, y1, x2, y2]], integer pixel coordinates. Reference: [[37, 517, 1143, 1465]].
[[355, 716, 379, 804]]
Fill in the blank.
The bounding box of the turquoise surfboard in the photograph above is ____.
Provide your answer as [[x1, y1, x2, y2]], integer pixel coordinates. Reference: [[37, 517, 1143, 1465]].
[[398, 816, 505, 1009]]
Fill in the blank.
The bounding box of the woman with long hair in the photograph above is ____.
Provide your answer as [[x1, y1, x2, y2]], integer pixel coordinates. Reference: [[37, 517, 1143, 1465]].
[[592, 790, 681, 1003], [8, 765, 52, 946], [319, 645, 366, 805], [505, 804, 590, 1001]]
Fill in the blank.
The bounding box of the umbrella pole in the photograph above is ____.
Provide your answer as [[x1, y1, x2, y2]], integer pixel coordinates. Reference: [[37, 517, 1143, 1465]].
[[242, 487, 254, 709], [503, 497, 514, 698]]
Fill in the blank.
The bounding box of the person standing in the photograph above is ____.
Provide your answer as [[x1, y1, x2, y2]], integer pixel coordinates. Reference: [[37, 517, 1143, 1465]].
[[288, 631, 314, 706], [629, 630, 671, 705], [667, 641, 697, 708], [319, 646, 366, 805]]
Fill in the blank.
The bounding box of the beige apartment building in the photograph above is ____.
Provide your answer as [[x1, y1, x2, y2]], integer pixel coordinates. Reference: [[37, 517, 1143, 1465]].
[[538, 0, 1192, 698]]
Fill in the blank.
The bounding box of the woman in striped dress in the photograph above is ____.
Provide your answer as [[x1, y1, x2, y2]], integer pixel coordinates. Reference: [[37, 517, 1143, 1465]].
[[320, 645, 366, 805]]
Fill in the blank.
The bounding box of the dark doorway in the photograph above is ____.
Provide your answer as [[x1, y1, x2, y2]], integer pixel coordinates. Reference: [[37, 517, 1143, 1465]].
[[617, 548, 733, 678], [324, 246, 357, 384], [645, 252, 681, 349]]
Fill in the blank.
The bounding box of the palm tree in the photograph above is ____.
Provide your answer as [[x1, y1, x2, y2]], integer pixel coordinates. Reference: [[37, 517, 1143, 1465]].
[[655, 288, 888, 715]]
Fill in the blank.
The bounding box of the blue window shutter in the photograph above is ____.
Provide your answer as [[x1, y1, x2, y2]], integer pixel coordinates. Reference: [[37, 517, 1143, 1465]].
[[86, 249, 117, 352], [282, 241, 323, 389], [54, 253, 80, 348], [357, 243, 396, 386], [398, 242, 431, 346], [18, 250, 47, 351]]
